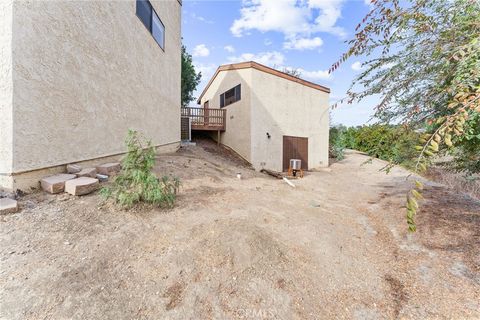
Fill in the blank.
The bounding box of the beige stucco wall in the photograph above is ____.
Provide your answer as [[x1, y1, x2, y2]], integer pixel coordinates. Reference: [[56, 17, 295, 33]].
[[199, 68, 253, 162], [3, 0, 181, 191], [250, 69, 330, 171], [0, 0, 14, 190], [200, 66, 330, 172]]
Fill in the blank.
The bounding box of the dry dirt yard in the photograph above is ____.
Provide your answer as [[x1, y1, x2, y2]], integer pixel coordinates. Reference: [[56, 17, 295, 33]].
[[1, 139, 479, 319]]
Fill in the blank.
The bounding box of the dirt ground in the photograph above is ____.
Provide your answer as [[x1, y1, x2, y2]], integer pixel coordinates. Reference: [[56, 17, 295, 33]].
[[1, 139, 479, 319]]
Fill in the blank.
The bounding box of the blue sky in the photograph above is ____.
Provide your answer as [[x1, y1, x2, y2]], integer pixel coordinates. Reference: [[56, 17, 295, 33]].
[[181, 0, 378, 126]]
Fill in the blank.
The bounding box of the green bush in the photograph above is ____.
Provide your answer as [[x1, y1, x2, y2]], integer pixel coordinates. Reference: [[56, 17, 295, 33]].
[[447, 112, 480, 175], [329, 126, 346, 160], [329, 124, 420, 169], [101, 130, 180, 208], [329, 144, 345, 160]]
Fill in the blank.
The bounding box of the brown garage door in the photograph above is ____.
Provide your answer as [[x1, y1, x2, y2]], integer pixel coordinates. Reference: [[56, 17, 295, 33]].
[[283, 136, 308, 171]]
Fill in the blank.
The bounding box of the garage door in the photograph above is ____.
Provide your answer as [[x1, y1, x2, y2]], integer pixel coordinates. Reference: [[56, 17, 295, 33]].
[[283, 136, 308, 171]]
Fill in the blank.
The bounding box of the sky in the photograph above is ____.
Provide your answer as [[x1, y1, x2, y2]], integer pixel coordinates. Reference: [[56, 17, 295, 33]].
[[181, 0, 379, 127]]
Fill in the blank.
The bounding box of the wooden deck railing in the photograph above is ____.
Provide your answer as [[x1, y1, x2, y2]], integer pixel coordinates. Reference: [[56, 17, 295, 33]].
[[181, 107, 226, 131]]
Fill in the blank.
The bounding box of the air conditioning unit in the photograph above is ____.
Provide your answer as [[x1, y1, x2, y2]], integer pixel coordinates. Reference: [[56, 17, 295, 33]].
[[290, 159, 301, 170]]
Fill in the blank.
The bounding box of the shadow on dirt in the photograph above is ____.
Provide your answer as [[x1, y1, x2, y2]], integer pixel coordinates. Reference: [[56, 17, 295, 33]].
[[418, 187, 480, 281]]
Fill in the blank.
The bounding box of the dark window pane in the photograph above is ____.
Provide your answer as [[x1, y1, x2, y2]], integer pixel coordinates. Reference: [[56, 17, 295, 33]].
[[136, 0, 152, 31], [225, 88, 235, 99], [152, 11, 165, 49], [235, 84, 241, 101], [222, 85, 241, 107]]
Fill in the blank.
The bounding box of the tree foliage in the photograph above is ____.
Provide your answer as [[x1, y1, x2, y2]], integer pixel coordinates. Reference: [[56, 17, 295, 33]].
[[330, 125, 420, 168], [329, 126, 346, 160], [272, 64, 303, 78], [282, 67, 302, 78], [448, 112, 480, 174], [332, 0, 480, 231], [101, 130, 180, 208], [181, 45, 202, 107]]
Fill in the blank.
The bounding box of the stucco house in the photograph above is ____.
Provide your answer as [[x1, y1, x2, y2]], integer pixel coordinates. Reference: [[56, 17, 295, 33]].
[[0, 0, 182, 191], [186, 61, 330, 172]]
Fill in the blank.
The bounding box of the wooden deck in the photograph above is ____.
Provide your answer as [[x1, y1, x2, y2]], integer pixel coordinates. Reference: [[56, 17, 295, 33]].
[[181, 107, 226, 131]]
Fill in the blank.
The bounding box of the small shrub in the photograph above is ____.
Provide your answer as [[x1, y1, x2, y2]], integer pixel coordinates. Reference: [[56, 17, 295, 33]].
[[329, 126, 346, 160], [101, 130, 180, 208], [329, 144, 345, 160]]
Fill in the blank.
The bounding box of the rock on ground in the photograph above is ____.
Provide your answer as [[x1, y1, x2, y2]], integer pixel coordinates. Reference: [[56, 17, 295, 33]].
[[96, 174, 109, 182], [66, 164, 82, 174], [96, 163, 121, 176], [76, 168, 97, 178], [40, 174, 77, 194], [0, 198, 18, 214], [64, 177, 99, 196]]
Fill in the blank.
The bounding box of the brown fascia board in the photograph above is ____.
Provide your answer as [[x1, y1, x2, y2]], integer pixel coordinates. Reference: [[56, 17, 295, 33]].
[[196, 61, 331, 104]]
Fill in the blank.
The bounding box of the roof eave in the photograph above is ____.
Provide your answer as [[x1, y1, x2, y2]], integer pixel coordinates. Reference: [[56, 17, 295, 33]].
[[196, 61, 331, 104]]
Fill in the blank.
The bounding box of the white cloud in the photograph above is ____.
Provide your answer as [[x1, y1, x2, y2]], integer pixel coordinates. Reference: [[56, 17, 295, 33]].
[[193, 62, 216, 79], [192, 44, 210, 57], [191, 12, 213, 24], [224, 45, 235, 53], [191, 62, 217, 106], [351, 61, 363, 71], [284, 37, 323, 50], [227, 51, 285, 67], [309, 0, 346, 37], [226, 50, 330, 82], [298, 68, 331, 81], [230, 0, 345, 39], [264, 38, 273, 46], [231, 0, 309, 37]]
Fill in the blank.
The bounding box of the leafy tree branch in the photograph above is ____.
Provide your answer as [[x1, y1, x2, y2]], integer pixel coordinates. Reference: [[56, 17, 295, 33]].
[[331, 0, 480, 230]]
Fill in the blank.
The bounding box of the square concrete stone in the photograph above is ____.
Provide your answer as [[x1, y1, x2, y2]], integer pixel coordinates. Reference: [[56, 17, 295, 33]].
[[76, 168, 97, 178], [96, 162, 121, 176], [0, 198, 18, 214], [65, 177, 99, 196], [66, 164, 82, 174], [41, 174, 77, 194]]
